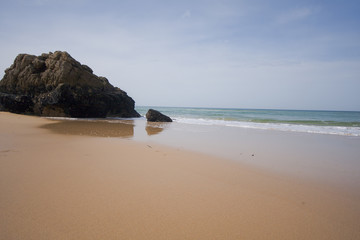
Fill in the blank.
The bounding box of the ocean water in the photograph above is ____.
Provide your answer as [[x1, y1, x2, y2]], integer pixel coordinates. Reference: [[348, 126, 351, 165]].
[[136, 106, 360, 137]]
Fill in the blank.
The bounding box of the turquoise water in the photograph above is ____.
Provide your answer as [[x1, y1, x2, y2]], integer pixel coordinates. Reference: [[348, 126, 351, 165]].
[[136, 106, 360, 136]]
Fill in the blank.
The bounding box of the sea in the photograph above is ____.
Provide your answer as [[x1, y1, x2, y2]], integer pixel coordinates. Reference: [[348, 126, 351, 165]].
[[136, 106, 360, 137]]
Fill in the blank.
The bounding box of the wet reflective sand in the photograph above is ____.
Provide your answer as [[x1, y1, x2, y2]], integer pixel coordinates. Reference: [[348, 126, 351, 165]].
[[41, 119, 135, 138]]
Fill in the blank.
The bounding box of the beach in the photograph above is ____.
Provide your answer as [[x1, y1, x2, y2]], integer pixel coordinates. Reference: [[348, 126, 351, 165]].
[[1, 112, 360, 239]]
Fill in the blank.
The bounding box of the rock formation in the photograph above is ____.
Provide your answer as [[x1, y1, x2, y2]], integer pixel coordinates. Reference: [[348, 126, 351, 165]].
[[146, 109, 172, 122], [0, 51, 140, 118]]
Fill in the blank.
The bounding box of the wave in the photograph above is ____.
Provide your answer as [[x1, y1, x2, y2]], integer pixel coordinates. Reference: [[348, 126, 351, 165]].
[[174, 117, 360, 137], [248, 119, 360, 127]]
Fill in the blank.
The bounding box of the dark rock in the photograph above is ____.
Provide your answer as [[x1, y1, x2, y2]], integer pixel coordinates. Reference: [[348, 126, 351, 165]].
[[0, 92, 33, 114], [0, 51, 140, 118], [146, 109, 172, 122]]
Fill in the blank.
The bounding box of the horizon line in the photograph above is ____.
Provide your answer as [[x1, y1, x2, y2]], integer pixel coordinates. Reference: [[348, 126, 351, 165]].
[[136, 105, 360, 112]]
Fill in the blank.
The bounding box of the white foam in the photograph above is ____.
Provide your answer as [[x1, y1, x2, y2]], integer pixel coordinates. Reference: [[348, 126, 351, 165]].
[[44, 117, 81, 121], [174, 117, 360, 137]]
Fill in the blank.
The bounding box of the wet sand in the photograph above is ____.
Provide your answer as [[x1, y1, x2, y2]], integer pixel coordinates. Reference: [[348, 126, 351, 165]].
[[1, 112, 360, 239]]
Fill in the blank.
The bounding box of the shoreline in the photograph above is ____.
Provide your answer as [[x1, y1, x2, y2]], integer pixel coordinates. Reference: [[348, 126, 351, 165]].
[[1, 112, 360, 239], [41, 115, 360, 192], [135, 106, 360, 137]]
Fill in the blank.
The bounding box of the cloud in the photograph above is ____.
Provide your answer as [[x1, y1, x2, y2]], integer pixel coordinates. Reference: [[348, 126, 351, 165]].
[[1, 0, 359, 110], [276, 7, 314, 24], [181, 9, 191, 19]]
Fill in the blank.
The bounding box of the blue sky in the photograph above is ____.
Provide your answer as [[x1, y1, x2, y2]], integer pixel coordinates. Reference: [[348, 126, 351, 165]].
[[1, 0, 360, 110]]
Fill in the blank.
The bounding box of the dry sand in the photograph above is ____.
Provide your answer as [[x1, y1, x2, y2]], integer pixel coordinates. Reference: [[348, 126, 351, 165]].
[[0, 112, 359, 239]]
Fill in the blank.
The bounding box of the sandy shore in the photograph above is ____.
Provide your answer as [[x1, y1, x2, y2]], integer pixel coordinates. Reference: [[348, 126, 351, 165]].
[[1, 112, 359, 239]]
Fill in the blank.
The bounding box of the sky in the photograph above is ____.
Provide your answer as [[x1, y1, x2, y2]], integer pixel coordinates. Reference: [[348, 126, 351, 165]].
[[0, 0, 359, 111]]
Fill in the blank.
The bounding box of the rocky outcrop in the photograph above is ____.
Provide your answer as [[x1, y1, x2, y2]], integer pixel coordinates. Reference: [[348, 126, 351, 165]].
[[0, 51, 140, 118], [146, 109, 172, 122]]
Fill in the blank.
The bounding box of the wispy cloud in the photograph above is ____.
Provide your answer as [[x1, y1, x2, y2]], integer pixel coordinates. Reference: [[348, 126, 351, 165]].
[[181, 9, 191, 19], [276, 7, 314, 24], [18, 0, 85, 6]]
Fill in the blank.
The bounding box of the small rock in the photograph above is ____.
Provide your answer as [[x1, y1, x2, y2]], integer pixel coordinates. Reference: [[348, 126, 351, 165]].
[[146, 109, 172, 122]]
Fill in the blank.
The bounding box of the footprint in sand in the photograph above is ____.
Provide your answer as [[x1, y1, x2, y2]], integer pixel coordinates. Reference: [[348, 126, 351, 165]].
[[0, 149, 13, 157]]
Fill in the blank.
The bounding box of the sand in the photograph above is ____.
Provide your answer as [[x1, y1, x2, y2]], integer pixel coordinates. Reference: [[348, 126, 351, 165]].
[[1, 112, 359, 239]]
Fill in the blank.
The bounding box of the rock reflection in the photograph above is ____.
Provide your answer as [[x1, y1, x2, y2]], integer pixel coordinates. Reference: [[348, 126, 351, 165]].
[[146, 122, 170, 136], [41, 119, 134, 138]]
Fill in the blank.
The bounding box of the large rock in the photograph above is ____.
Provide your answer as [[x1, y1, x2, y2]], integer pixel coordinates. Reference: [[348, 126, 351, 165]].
[[146, 109, 172, 122], [0, 51, 140, 118]]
